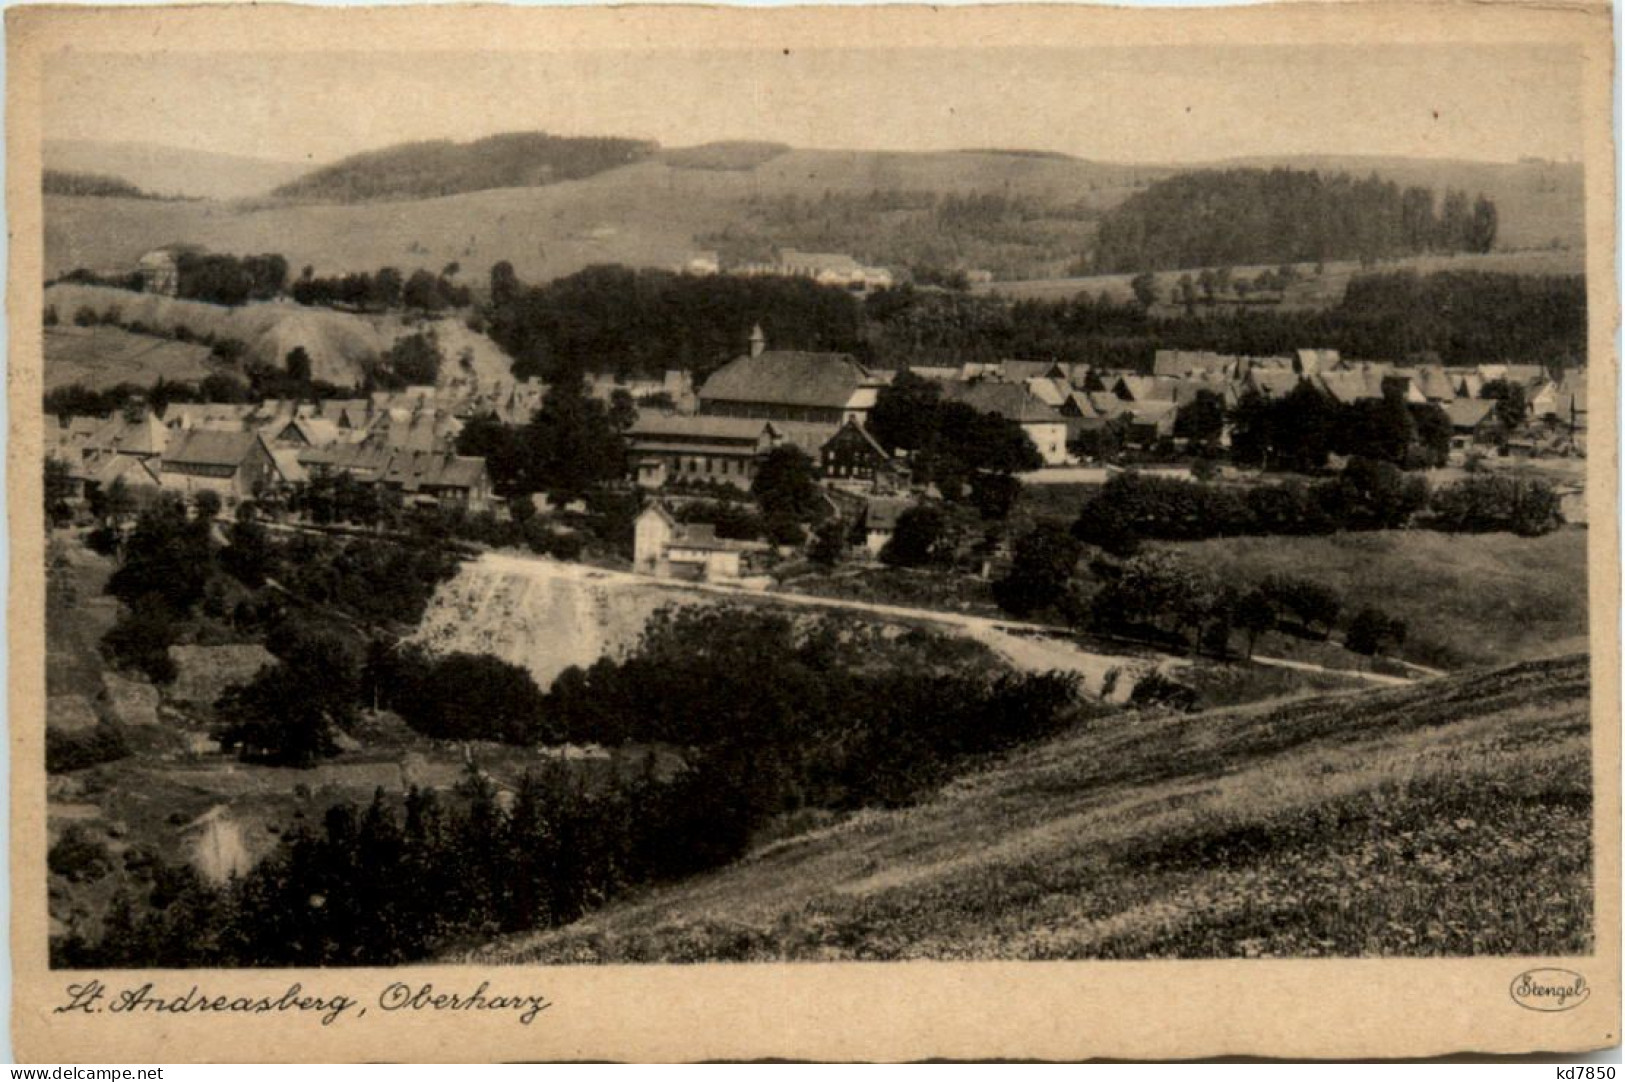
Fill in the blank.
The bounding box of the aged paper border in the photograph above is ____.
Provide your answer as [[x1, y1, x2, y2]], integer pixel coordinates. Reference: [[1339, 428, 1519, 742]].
[[7, 1, 1619, 1062]]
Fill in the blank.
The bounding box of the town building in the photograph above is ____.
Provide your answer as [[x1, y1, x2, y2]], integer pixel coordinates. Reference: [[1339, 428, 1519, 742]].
[[632, 504, 762, 581], [1444, 398, 1500, 449], [697, 328, 881, 427], [819, 420, 902, 490], [937, 380, 1069, 466], [625, 414, 779, 490], [377, 450, 493, 511]]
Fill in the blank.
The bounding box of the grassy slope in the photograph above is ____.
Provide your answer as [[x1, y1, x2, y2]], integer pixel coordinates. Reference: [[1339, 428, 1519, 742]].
[[46, 538, 120, 700], [43, 151, 1145, 285], [472, 653, 1591, 962], [42, 283, 514, 390], [44, 150, 1580, 288], [1166, 529, 1589, 671]]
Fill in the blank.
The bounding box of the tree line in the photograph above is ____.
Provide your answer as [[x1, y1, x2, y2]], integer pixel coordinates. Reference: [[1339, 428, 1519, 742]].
[[170, 252, 289, 306], [866, 371, 1043, 518], [1071, 464, 1563, 555], [863, 270, 1585, 373], [484, 262, 867, 383], [471, 262, 1586, 380], [290, 264, 471, 312], [1091, 168, 1498, 273], [1229, 383, 1453, 474]]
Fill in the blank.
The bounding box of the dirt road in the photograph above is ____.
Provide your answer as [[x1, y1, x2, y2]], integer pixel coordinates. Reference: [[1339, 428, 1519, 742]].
[[475, 552, 1419, 697]]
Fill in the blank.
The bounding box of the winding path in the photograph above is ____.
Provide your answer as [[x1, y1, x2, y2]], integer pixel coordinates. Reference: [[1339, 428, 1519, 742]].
[[475, 551, 1421, 696]]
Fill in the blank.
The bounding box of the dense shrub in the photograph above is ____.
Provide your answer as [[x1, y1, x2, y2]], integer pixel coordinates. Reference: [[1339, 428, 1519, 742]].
[[993, 523, 1082, 619], [375, 648, 552, 744], [1074, 462, 1435, 546], [1128, 670, 1200, 712], [215, 624, 360, 766], [1430, 475, 1563, 537], [48, 826, 113, 883], [1345, 606, 1408, 658], [100, 597, 180, 685], [880, 505, 949, 568], [46, 724, 131, 774]]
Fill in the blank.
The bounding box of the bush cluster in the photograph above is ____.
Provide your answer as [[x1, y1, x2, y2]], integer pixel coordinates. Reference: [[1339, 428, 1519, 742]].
[[59, 609, 1085, 968]]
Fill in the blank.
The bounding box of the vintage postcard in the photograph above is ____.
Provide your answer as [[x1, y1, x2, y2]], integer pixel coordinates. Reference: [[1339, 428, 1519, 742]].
[[7, 0, 1618, 1062]]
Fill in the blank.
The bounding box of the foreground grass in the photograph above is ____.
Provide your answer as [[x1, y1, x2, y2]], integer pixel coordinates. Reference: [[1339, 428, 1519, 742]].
[[1166, 529, 1589, 670], [471, 653, 1591, 963]]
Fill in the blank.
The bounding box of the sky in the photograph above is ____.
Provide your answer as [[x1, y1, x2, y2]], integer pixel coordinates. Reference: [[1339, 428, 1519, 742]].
[[43, 42, 1584, 167]]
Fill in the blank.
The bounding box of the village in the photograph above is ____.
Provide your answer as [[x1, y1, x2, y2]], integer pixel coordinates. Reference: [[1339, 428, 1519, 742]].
[[35, 130, 1596, 977], [46, 285, 1589, 589]]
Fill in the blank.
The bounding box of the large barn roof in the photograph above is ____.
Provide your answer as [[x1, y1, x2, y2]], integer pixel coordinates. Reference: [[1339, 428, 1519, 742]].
[[163, 429, 263, 469], [699, 351, 872, 411]]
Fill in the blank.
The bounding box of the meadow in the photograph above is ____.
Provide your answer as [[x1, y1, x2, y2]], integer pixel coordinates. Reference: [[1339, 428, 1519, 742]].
[[44, 325, 221, 391], [44, 147, 1582, 289], [1166, 528, 1590, 670]]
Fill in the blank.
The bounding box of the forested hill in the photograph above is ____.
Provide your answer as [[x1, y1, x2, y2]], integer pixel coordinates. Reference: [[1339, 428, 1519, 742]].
[[1091, 168, 1499, 273], [272, 132, 659, 202], [43, 170, 156, 200]]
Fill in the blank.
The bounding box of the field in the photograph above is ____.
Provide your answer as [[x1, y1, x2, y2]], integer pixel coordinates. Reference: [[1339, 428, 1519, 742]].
[[1166, 528, 1589, 671], [472, 652, 1591, 962], [44, 146, 1583, 288], [43, 283, 514, 389], [43, 149, 1145, 287], [44, 325, 223, 391]]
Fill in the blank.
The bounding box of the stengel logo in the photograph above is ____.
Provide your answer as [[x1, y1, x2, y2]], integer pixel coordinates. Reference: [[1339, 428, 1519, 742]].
[[1510, 968, 1590, 1012]]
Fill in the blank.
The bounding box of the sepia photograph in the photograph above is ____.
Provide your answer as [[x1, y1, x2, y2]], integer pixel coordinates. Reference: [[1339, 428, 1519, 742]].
[[8, 0, 1618, 1062]]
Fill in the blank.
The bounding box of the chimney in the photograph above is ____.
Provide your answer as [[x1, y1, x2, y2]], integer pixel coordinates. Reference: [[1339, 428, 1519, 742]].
[[749, 324, 766, 359]]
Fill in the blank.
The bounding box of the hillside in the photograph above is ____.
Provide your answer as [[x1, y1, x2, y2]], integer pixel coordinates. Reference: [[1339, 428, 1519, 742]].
[[44, 324, 222, 392], [473, 653, 1592, 962], [41, 148, 1161, 286], [271, 132, 657, 202], [42, 146, 1583, 287], [43, 139, 310, 202]]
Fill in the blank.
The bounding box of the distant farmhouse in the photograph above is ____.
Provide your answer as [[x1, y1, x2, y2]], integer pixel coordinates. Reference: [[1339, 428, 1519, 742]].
[[737, 249, 894, 292]]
